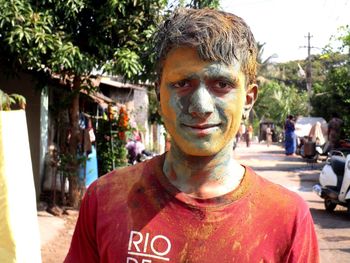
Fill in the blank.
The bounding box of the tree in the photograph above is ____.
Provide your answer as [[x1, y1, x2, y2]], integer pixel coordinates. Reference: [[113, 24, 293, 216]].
[[0, 0, 167, 207], [256, 42, 278, 77], [254, 42, 309, 134], [312, 65, 350, 137], [167, 0, 220, 9], [311, 25, 350, 137], [188, 0, 220, 8], [254, 80, 308, 127]]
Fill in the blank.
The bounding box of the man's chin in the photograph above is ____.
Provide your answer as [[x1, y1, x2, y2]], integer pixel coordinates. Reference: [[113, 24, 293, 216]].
[[177, 142, 224, 156]]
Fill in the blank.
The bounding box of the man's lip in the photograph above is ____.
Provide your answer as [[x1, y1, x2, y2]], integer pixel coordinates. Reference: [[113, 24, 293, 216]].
[[182, 123, 221, 129]]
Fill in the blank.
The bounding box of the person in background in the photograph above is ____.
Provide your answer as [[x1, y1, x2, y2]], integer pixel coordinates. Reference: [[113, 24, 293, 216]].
[[266, 124, 273, 147], [235, 128, 241, 145], [65, 8, 319, 262], [284, 115, 297, 155], [245, 124, 253, 147], [239, 122, 246, 142], [327, 113, 343, 152]]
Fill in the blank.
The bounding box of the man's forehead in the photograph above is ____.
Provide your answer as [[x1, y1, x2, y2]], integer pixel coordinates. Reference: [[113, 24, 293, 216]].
[[163, 46, 241, 71]]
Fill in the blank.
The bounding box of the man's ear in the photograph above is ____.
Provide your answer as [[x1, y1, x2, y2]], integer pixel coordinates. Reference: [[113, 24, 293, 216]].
[[243, 84, 258, 117]]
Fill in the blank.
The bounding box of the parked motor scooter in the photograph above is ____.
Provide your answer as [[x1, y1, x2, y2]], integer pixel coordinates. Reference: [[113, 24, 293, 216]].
[[313, 151, 350, 216]]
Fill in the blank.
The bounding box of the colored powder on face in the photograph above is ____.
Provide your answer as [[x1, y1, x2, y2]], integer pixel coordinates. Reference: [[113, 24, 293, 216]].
[[159, 46, 247, 157]]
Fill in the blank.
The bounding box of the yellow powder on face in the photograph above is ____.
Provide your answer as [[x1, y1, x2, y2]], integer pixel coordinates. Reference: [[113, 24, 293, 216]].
[[159, 46, 248, 156]]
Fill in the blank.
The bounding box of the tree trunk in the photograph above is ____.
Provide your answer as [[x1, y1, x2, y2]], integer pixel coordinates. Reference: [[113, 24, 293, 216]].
[[68, 76, 82, 208]]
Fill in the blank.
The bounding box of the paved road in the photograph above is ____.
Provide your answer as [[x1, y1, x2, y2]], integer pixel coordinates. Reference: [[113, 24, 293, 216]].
[[235, 142, 350, 262]]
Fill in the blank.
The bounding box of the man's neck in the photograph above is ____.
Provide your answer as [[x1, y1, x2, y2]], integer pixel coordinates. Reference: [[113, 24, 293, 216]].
[[163, 141, 245, 199]]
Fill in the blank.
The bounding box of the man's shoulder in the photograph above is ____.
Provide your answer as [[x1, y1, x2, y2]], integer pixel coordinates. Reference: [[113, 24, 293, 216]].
[[250, 170, 309, 213], [90, 155, 163, 196], [98, 161, 146, 184]]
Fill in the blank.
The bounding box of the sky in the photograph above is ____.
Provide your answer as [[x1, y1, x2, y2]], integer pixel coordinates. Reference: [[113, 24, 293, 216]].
[[220, 0, 350, 62]]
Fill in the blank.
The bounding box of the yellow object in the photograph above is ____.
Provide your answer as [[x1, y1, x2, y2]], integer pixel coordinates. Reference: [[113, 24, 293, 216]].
[[0, 110, 41, 263]]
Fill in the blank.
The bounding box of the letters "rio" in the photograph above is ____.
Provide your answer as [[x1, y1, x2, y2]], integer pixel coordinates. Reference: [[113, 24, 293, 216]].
[[127, 231, 172, 262]]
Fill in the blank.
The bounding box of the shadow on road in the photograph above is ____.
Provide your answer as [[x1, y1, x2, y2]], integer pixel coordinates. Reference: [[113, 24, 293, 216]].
[[238, 146, 324, 172], [297, 170, 320, 192], [307, 200, 324, 204], [323, 236, 350, 242], [310, 208, 350, 229], [320, 248, 350, 253]]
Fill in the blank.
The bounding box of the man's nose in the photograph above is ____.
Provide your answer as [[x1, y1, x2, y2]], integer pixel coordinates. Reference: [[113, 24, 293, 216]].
[[188, 85, 214, 118]]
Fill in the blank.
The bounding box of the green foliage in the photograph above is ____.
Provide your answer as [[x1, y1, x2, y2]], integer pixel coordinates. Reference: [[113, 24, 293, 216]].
[[0, 0, 167, 80], [311, 25, 350, 137], [187, 0, 220, 8], [103, 48, 143, 79], [254, 80, 308, 126], [168, 0, 220, 9], [256, 42, 278, 75], [254, 42, 310, 133], [58, 152, 87, 179], [256, 42, 310, 128], [258, 52, 348, 94], [96, 119, 127, 175], [148, 89, 163, 124], [340, 25, 350, 50], [312, 65, 350, 137], [0, 89, 26, 110], [0, 0, 223, 205], [96, 108, 133, 175]]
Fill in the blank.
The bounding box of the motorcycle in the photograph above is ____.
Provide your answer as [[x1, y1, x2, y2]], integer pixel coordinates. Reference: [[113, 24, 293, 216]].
[[313, 150, 350, 216]]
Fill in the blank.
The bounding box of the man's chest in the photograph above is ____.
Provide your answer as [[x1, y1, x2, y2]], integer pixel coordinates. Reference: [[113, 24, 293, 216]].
[[94, 205, 288, 263]]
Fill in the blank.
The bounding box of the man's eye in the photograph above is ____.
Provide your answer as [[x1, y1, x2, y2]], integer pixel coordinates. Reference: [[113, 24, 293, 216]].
[[213, 81, 233, 90], [173, 80, 191, 89]]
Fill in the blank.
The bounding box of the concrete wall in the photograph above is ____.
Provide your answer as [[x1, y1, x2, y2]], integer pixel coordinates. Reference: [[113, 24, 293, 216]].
[[133, 88, 149, 147], [0, 73, 43, 200]]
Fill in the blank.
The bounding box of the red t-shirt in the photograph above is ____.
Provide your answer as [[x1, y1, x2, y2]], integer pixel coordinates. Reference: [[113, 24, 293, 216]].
[[65, 154, 319, 263]]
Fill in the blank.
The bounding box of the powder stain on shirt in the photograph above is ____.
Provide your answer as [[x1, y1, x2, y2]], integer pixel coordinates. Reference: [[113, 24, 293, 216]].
[[232, 240, 242, 251]]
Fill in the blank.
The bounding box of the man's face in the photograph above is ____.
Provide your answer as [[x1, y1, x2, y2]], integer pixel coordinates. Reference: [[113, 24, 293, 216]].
[[159, 47, 255, 156]]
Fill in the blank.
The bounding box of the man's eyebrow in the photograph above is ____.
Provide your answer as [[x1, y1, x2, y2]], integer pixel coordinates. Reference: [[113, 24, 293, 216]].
[[203, 65, 236, 80], [204, 71, 238, 83], [168, 72, 200, 82], [185, 73, 200, 80]]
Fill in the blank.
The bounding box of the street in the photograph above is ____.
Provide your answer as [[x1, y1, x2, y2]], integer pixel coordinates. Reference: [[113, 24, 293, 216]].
[[40, 142, 350, 262], [235, 142, 350, 262]]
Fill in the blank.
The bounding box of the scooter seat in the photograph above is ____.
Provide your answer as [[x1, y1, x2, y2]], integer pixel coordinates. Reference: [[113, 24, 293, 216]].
[[330, 155, 345, 177]]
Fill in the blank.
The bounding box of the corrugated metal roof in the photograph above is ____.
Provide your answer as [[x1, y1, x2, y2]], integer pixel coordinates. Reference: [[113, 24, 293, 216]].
[[100, 77, 146, 91]]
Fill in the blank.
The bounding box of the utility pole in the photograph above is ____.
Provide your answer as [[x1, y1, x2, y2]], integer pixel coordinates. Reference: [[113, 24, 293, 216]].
[[300, 32, 315, 116]]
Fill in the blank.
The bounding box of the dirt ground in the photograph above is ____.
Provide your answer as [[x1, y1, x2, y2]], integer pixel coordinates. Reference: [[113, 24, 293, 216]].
[[40, 141, 350, 262], [40, 209, 78, 263]]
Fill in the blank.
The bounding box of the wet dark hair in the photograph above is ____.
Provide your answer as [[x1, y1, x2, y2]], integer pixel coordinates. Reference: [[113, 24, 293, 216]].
[[153, 8, 258, 86]]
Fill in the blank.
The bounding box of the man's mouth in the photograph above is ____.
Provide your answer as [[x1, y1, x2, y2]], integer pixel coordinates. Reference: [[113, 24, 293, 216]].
[[183, 123, 220, 129], [182, 123, 221, 135]]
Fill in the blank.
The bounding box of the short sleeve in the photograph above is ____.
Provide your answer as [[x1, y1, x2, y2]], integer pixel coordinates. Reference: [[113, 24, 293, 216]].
[[64, 183, 99, 262], [286, 210, 319, 263]]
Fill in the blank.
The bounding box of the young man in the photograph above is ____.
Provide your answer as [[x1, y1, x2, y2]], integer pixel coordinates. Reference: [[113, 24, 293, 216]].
[[65, 8, 319, 262]]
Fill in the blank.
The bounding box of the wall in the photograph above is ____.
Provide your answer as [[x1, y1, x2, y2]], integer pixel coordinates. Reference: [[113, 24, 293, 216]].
[[0, 72, 43, 200], [133, 88, 149, 147]]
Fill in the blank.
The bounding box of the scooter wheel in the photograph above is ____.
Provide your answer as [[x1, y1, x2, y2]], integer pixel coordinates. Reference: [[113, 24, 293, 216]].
[[324, 199, 337, 212]]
